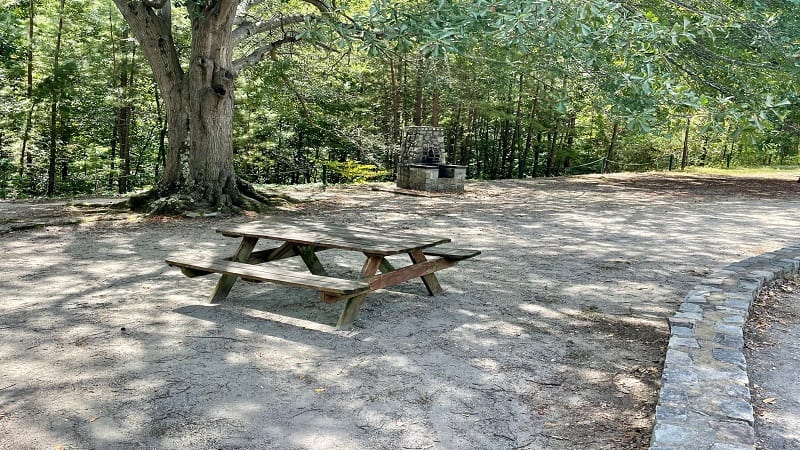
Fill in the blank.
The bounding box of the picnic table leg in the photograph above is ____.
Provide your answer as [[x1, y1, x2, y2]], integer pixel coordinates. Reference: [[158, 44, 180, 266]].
[[297, 245, 327, 275], [409, 250, 444, 295], [210, 236, 258, 303], [337, 255, 383, 330], [378, 258, 395, 273]]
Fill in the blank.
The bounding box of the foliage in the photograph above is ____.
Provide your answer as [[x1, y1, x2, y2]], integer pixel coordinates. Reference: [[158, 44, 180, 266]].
[[0, 0, 798, 199], [323, 160, 390, 183]]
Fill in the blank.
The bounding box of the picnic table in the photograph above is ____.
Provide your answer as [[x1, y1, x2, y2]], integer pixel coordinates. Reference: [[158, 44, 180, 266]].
[[166, 218, 480, 329]]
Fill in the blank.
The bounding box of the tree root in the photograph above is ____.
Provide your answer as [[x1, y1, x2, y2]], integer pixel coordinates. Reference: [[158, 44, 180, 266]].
[[236, 178, 304, 208], [127, 179, 303, 216]]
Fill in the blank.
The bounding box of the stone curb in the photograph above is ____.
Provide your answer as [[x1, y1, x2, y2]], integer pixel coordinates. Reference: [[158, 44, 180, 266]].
[[650, 244, 800, 450]]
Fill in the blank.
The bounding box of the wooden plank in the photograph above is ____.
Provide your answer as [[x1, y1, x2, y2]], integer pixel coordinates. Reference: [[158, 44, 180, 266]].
[[179, 267, 211, 278], [267, 242, 297, 261], [210, 236, 258, 303], [218, 221, 450, 256], [240, 245, 328, 264], [365, 256, 455, 292], [166, 256, 369, 295], [409, 250, 443, 295], [319, 291, 363, 304], [222, 217, 445, 241], [242, 246, 297, 263], [378, 258, 395, 273], [335, 254, 384, 330], [298, 245, 327, 275], [423, 247, 481, 261]]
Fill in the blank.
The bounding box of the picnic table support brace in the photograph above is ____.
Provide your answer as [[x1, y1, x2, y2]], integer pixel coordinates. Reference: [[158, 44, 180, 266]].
[[337, 255, 383, 330], [210, 236, 258, 303], [298, 245, 327, 275], [410, 250, 443, 295]]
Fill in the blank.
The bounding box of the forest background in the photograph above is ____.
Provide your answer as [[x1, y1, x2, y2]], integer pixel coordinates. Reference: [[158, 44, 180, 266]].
[[0, 0, 798, 200]]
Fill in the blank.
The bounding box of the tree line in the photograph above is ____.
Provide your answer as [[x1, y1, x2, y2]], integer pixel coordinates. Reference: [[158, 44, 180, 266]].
[[0, 0, 798, 202]]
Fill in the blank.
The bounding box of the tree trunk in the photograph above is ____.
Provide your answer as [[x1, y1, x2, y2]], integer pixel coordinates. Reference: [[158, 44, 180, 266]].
[[462, 105, 475, 168], [700, 134, 709, 166], [509, 73, 524, 178], [108, 9, 118, 190], [114, 29, 135, 194], [47, 0, 66, 197], [431, 83, 440, 127], [520, 85, 539, 178], [115, 0, 241, 208], [499, 80, 513, 178], [185, 4, 239, 206], [604, 121, 619, 173], [545, 121, 559, 177], [681, 117, 691, 170], [19, 0, 35, 178], [389, 59, 400, 145], [413, 57, 424, 126], [532, 131, 542, 178], [450, 103, 462, 163]]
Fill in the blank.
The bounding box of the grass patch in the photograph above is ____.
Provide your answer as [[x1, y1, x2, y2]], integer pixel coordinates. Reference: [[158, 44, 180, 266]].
[[682, 166, 800, 178]]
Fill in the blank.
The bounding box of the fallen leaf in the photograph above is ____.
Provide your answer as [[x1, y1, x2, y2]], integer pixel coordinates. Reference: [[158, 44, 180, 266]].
[[314, 388, 326, 393], [763, 397, 777, 404], [89, 416, 101, 422]]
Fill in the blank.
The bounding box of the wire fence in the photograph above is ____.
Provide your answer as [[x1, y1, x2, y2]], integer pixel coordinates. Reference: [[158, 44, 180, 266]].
[[563, 154, 681, 175]]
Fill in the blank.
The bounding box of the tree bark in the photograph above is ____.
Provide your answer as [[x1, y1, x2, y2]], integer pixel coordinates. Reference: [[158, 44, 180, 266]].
[[114, 29, 135, 194], [47, 0, 66, 196], [604, 121, 619, 173], [389, 58, 400, 145], [186, 2, 239, 206], [509, 73, 524, 178], [520, 86, 539, 178], [545, 121, 559, 177], [681, 117, 691, 170], [20, 0, 35, 178], [431, 84, 440, 127], [114, 0, 241, 207], [154, 83, 167, 179], [412, 57, 424, 126]]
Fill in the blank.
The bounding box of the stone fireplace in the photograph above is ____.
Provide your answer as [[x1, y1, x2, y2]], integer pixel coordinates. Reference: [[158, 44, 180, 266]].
[[396, 126, 466, 193]]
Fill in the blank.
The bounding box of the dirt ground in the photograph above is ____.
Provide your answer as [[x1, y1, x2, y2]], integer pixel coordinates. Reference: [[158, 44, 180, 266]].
[[746, 278, 800, 450], [1, 172, 800, 449]]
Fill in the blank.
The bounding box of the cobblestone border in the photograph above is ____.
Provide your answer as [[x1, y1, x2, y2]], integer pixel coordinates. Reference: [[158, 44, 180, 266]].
[[650, 245, 800, 449]]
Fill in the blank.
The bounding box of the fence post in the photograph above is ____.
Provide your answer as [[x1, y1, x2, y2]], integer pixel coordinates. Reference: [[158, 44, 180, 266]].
[[726, 152, 732, 169], [668, 154, 674, 171], [322, 163, 328, 188]]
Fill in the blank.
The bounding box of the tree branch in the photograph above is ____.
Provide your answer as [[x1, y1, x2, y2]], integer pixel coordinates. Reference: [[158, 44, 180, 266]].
[[142, 0, 168, 8], [232, 14, 311, 44], [663, 53, 732, 96], [301, 0, 330, 14], [232, 35, 299, 72], [112, 0, 184, 88], [236, 0, 267, 17]]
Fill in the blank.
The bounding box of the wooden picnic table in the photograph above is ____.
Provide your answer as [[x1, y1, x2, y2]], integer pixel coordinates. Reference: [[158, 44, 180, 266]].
[[166, 217, 479, 329]]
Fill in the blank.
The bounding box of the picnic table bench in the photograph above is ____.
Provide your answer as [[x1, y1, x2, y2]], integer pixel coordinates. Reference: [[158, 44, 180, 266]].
[[166, 218, 479, 329]]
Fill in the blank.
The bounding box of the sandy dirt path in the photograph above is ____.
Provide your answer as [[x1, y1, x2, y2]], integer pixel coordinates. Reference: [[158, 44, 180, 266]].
[[1, 173, 799, 449], [746, 279, 800, 450]]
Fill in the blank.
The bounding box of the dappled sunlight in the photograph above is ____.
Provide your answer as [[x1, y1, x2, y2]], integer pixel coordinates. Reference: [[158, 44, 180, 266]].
[[2, 175, 799, 447]]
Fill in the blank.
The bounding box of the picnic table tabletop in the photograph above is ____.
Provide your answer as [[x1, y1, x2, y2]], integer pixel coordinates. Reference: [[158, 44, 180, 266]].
[[216, 218, 452, 256]]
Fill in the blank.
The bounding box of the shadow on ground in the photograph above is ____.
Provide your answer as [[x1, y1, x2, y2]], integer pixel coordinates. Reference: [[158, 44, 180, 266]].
[[2, 173, 799, 449]]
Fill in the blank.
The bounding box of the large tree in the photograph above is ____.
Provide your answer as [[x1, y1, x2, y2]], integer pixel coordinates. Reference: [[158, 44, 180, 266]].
[[113, 0, 798, 209], [112, 0, 332, 209]]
